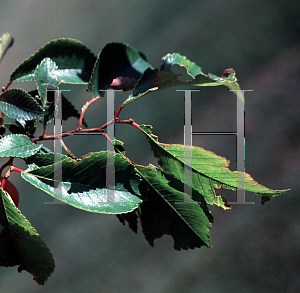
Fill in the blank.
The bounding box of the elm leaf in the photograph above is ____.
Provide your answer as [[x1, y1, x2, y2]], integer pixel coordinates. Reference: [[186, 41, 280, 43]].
[[88, 43, 152, 98], [139, 125, 289, 207], [21, 152, 142, 214], [34, 58, 60, 107], [0, 88, 44, 120], [0, 134, 42, 158], [135, 164, 212, 250], [10, 38, 96, 84], [0, 188, 54, 285], [123, 53, 240, 106]]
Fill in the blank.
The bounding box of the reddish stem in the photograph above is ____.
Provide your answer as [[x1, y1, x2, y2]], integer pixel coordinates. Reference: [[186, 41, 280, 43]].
[[130, 121, 141, 130], [1, 166, 24, 188], [1, 177, 6, 189], [77, 96, 101, 130], [116, 119, 141, 130], [2, 81, 13, 92], [10, 167, 24, 174], [102, 133, 113, 144], [114, 105, 124, 120]]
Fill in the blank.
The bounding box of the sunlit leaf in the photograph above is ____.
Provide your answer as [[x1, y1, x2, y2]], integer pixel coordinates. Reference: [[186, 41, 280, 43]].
[[0, 134, 42, 158], [34, 58, 60, 107], [21, 152, 142, 214], [0, 89, 44, 121], [10, 38, 96, 83], [139, 125, 289, 207]]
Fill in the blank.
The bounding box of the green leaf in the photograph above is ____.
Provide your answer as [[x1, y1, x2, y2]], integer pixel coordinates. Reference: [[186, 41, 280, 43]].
[[161, 53, 240, 89], [162, 53, 202, 77], [25, 152, 68, 167], [0, 89, 44, 121], [88, 43, 152, 98], [21, 152, 142, 214], [139, 125, 289, 207], [3, 123, 26, 135], [113, 139, 126, 156], [0, 134, 42, 158], [36, 90, 87, 126], [10, 38, 96, 83], [0, 32, 13, 63], [135, 164, 212, 250], [4, 120, 37, 138], [0, 188, 54, 285], [34, 58, 60, 107], [122, 54, 240, 106]]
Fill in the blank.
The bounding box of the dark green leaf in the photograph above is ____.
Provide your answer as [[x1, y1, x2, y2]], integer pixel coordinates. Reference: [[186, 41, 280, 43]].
[[39, 100, 54, 125], [10, 38, 96, 84], [0, 188, 54, 285], [0, 89, 44, 120], [47, 90, 87, 126], [0, 134, 42, 158], [4, 120, 37, 138], [4, 123, 24, 135], [88, 43, 152, 98], [18, 120, 36, 137], [21, 152, 142, 214], [122, 54, 240, 106], [26, 89, 87, 126], [25, 152, 68, 167], [113, 139, 126, 156], [135, 164, 212, 250]]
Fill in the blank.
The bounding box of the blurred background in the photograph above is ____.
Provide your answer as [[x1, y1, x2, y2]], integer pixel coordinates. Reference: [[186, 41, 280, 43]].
[[0, 0, 299, 292]]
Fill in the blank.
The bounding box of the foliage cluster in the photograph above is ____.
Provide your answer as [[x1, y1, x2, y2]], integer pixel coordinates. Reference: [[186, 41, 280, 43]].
[[0, 33, 289, 284]]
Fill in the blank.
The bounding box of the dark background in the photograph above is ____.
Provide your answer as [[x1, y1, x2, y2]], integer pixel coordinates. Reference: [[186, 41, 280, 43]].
[[0, 1, 299, 292]]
